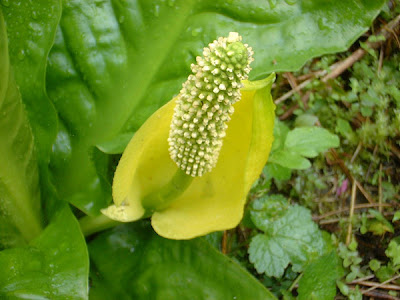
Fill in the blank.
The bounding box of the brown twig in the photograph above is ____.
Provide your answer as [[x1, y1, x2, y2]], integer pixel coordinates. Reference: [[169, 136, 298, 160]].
[[319, 211, 396, 225], [284, 72, 301, 95], [355, 281, 400, 291], [346, 180, 357, 245], [222, 230, 228, 254], [279, 91, 311, 120], [313, 203, 392, 221], [275, 75, 321, 104], [379, 163, 383, 213], [378, 45, 385, 74], [322, 48, 366, 83], [350, 142, 363, 164], [350, 275, 376, 283], [362, 274, 400, 295], [356, 181, 375, 204], [360, 289, 400, 300], [279, 103, 299, 120]]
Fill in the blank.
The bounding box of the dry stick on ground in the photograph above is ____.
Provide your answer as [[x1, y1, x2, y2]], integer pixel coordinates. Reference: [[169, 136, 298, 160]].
[[350, 275, 376, 283], [350, 142, 363, 164], [279, 91, 311, 120], [313, 202, 392, 221], [274, 14, 400, 105], [354, 281, 400, 291], [379, 163, 383, 213], [378, 45, 385, 74], [362, 274, 400, 295], [346, 180, 357, 245], [360, 289, 400, 300], [319, 211, 396, 225]]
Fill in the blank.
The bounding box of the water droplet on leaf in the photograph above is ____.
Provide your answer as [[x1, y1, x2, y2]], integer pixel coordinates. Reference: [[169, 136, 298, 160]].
[[17, 49, 25, 60]]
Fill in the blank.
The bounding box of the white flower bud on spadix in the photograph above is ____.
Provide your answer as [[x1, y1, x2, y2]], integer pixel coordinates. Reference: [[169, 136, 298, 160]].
[[168, 32, 254, 177]]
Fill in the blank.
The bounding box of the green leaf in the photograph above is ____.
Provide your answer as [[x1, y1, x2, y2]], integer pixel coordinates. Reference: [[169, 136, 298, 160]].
[[393, 211, 400, 222], [0, 11, 42, 248], [88, 221, 276, 300], [44, 0, 383, 214], [249, 205, 326, 277], [269, 126, 339, 170], [366, 209, 394, 235], [294, 114, 319, 127], [369, 259, 381, 271], [268, 150, 311, 170], [285, 127, 340, 158], [0, 206, 89, 299], [263, 162, 292, 181], [271, 119, 290, 153], [336, 118, 353, 138], [386, 240, 400, 266], [250, 194, 289, 232], [2, 0, 62, 218], [297, 251, 344, 300], [376, 265, 396, 283]]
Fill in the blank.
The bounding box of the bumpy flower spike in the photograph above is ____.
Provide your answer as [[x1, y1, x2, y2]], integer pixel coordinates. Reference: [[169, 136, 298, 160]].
[[168, 32, 254, 177]]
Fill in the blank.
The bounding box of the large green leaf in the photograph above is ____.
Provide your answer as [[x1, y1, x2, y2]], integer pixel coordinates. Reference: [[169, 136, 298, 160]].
[[0, 206, 89, 299], [1, 0, 63, 218], [297, 251, 344, 300], [0, 11, 42, 249], [46, 0, 384, 214], [88, 221, 276, 300]]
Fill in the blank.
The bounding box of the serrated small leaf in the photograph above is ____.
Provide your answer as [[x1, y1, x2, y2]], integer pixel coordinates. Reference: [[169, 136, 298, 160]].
[[285, 127, 340, 158], [250, 194, 288, 232], [298, 252, 343, 300], [248, 206, 326, 277]]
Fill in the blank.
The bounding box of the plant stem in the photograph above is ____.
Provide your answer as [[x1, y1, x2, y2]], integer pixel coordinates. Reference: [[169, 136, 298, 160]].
[[79, 214, 119, 237]]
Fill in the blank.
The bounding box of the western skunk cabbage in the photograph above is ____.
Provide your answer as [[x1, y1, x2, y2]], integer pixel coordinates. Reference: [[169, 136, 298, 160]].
[[102, 33, 275, 239]]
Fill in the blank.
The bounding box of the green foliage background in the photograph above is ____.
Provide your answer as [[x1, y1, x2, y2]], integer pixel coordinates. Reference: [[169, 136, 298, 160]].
[[0, 0, 391, 298]]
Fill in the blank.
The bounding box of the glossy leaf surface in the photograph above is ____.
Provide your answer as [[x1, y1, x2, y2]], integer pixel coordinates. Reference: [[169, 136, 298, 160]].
[[0, 206, 89, 299], [89, 221, 276, 300], [2, 0, 62, 218], [0, 11, 42, 248]]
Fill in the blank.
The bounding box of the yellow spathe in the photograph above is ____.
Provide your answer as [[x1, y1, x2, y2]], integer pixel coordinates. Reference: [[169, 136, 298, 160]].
[[102, 73, 275, 239]]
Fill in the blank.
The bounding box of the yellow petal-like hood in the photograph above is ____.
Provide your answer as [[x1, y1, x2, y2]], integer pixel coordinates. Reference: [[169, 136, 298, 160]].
[[102, 74, 275, 240]]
